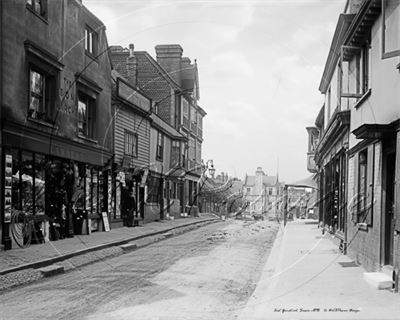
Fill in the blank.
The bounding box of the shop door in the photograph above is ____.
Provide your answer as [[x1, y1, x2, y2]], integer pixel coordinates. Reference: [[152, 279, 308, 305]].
[[166, 181, 171, 215], [179, 182, 185, 213], [139, 187, 145, 219], [121, 188, 129, 227], [384, 152, 395, 266]]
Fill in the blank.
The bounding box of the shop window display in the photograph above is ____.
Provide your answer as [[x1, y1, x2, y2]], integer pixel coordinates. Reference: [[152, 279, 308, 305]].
[[21, 152, 34, 215], [6, 150, 110, 241], [11, 149, 21, 213], [34, 154, 46, 215]]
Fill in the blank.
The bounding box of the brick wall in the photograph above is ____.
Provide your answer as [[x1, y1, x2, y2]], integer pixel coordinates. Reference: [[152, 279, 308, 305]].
[[136, 52, 175, 126], [347, 142, 382, 271]]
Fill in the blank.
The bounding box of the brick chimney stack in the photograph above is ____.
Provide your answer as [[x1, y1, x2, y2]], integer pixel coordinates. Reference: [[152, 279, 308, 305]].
[[126, 43, 137, 86], [155, 44, 183, 86]]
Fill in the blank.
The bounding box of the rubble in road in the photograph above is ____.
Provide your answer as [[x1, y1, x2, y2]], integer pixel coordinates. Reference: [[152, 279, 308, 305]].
[[206, 219, 276, 242]]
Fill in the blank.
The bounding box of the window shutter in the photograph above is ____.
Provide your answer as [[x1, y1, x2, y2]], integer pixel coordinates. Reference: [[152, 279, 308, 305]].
[[366, 145, 374, 225]]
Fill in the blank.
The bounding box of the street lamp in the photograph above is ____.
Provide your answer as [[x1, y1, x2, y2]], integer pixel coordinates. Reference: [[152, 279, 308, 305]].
[[198, 160, 215, 213], [206, 160, 215, 178]]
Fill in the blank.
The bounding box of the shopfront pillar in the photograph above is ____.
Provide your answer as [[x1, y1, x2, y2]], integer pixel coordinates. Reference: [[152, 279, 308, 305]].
[[393, 129, 400, 271], [1, 150, 12, 250]]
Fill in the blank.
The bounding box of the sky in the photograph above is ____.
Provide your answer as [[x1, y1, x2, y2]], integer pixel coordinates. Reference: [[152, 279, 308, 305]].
[[85, 0, 345, 183]]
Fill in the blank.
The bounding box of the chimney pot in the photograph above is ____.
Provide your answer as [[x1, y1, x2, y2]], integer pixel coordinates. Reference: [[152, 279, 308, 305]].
[[129, 43, 135, 57]]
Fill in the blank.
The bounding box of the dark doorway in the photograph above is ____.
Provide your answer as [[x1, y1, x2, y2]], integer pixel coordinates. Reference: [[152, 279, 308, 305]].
[[179, 182, 185, 214], [139, 187, 145, 219], [383, 152, 395, 266]]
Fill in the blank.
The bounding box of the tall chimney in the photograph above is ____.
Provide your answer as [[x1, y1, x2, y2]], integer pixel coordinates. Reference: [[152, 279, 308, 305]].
[[126, 43, 137, 86], [155, 44, 183, 86]]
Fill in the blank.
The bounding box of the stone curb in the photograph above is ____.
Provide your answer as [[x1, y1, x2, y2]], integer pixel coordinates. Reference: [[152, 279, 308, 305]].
[[0, 218, 219, 276]]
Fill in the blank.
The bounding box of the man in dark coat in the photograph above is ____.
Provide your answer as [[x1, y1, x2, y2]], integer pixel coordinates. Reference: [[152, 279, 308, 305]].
[[125, 191, 136, 227]]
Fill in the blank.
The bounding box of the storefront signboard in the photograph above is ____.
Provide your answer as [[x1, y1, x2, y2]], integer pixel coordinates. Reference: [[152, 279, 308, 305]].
[[102, 212, 110, 232]]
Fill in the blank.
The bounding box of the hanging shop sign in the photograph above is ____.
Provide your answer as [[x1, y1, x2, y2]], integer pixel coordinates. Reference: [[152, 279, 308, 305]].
[[119, 171, 126, 187], [4, 155, 12, 223], [140, 169, 149, 187]]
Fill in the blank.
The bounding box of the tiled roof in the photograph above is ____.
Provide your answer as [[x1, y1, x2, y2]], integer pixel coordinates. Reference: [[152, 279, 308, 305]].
[[135, 51, 180, 125], [244, 175, 279, 187], [109, 50, 129, 79], [150, 113, 185, 140]]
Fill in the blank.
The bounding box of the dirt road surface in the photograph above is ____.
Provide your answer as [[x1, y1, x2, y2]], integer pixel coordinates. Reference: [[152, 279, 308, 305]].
[[0, 219, 279, 320]]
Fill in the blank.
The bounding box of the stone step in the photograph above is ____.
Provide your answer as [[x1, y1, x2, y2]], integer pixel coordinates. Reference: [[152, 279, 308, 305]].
[[38, 265, 65, 277], [381, 265, 394, 278], [163, 232, 174, 238], [119, 243, 138, 252], [363, 272, 393, 290]]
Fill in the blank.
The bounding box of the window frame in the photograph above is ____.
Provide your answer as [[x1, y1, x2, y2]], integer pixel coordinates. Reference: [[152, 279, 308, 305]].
[[182, 99, 189, 129], [124, 130, 138, 158], [381, 0, 400, 59], [27, 64, 56, 124], [357, 149, 368, 222], [340, 41, 371, 100], [26, 0, 47, 20], [197, 113, 203, 137], [171, 140, 181, 168], [77, 90, 96, 139], [156, 131, 164, 161], [85, 25, 97, 57]]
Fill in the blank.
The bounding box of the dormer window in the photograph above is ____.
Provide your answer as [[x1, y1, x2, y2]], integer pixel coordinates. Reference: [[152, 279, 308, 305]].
[[27, 0, 47, 18], [85, 26, 97, 56]]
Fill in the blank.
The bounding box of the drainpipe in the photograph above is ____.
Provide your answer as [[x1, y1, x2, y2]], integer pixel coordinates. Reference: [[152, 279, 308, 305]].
[[344, 145, 349, 254]]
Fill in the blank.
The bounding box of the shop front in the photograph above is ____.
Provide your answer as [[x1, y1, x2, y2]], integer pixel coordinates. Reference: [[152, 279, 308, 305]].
[[144, 171, 163, 223], [1, 122, 113, 250], [112, 166, 146, 228]]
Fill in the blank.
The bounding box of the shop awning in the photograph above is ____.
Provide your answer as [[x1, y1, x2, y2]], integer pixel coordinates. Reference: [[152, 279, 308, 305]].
[[286, 175, 318, 190], [352, 121, 400, 139]]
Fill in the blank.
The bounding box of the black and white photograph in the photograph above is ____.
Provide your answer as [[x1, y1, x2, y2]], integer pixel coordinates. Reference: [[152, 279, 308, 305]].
[[1, 0, 400, 319]]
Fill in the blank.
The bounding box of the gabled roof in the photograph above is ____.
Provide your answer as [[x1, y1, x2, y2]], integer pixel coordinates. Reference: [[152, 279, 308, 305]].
[[244, 175, 279, 187], [135, 51, 181, 91], [181, 59, 200, 99]]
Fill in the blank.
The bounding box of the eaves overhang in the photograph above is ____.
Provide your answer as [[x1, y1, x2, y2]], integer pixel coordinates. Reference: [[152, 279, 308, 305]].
[[315, 110, 350, 162], [150, 114, 187, 141], [343, 0, 381, 49], [319, 14, 355, 93]]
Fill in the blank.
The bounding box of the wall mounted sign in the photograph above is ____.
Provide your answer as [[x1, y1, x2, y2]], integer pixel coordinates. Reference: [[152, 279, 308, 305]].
[[117, 79, 151, 113]]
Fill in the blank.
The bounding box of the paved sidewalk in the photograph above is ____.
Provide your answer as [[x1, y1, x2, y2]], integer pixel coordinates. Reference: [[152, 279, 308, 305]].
[[238, 219, 400, 320], [0, 214, 218, 275]]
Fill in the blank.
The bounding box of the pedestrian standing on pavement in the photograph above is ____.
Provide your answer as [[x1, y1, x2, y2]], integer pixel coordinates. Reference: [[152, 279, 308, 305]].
[[126, 191, 136, 227]]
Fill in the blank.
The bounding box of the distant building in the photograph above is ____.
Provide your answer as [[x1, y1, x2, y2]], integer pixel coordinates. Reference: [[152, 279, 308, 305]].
[[242, 167, 283, 218]]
